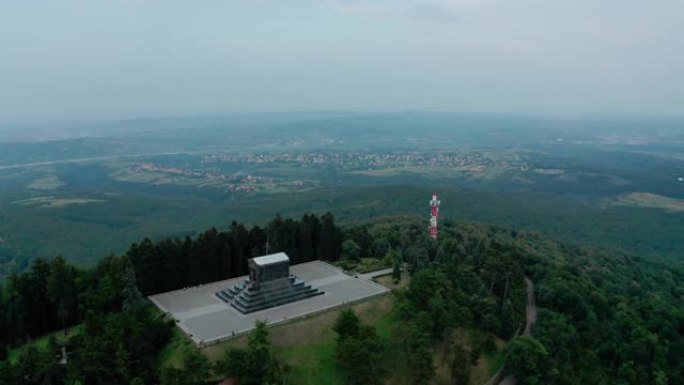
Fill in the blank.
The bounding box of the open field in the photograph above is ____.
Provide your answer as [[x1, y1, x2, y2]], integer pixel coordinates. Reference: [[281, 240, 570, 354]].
[[472, 343, 506, 384], [27, 175, 66, 190], [351, 165, 489, 179], [12, 196, 105, 208], [197, 294, 394, 384], [108, 160, 318, 194], [611, 192, 684, 212], [8, 325, 83, 364], [376, 271, 411, 290], [150, 261, 389, 345], [181, 269, 505, 385], [157, 328, 194, 370], [532, 168, 565, 175], [195, 292, 506, 385], [432, 327, 506, 385]]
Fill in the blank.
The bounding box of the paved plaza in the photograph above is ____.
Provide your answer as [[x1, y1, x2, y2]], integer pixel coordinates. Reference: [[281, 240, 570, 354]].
[[149, 261, 390, 345]]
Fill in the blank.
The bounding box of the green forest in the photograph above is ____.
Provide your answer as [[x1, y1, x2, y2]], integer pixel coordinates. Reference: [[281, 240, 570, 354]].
[[0, 213, 682, 385]]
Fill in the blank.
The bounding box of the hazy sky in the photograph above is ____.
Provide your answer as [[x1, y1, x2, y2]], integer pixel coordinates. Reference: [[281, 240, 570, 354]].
[[1, 0, 683, 124]]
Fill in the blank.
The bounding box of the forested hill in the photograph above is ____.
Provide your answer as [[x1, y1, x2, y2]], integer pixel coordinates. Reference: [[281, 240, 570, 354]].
[[0, 214, 682, 384], [500, 228, 684, 384]]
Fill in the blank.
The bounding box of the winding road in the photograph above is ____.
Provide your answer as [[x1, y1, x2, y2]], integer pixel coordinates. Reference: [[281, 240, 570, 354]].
[[0, 151, 192, 171], [522, 278, 537, 337], [497, 277, 537, 385]]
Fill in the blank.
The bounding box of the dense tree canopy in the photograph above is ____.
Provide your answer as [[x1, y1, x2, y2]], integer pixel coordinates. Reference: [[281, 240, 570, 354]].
[[505, 336, 549, 385], [128, 213, 342, 295], [0, 213, 681, 385]]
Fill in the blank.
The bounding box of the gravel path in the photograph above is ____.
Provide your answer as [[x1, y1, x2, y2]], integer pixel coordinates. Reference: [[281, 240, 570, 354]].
[[498, 277, 537, 385], [356, 267, 394, 281]]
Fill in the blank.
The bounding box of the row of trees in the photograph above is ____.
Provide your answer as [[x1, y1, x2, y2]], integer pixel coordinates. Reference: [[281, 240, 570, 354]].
[[0, 253, 172, 384], [129, 213, 342, 295], [0, 252, 158, 351], [0, 257, 79, 349]]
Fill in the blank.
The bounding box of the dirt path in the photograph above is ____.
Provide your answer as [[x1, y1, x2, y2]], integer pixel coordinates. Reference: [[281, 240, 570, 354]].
[[522, 278, 537, 336], [356, 267, 394, 281], [497, 277, 537, 385]]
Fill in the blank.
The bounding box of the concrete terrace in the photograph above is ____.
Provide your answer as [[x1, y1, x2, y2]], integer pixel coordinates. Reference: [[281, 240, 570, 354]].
[[149, 261, 390, 345]]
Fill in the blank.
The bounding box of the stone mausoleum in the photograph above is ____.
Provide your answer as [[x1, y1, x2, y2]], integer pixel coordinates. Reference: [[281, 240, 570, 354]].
[[215, 252, 323, 314]]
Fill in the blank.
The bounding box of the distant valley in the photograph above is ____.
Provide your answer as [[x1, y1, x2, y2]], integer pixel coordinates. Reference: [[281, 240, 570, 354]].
[[1, 113, 682, 274]]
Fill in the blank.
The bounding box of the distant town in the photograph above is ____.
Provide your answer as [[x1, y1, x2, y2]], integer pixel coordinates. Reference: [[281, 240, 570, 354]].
[[201, 151, 529, 172], [121, 150, 529, 193]]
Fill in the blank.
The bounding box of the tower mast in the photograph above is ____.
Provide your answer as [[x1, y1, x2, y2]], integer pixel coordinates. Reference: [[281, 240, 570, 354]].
[[429, 193, 440, 239]]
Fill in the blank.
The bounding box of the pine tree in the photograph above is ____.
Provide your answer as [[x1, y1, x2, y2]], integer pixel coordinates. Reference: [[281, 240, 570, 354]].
[[122, 266, 145, 313], [333, 309, 361, 343], [47, 256, 75, 336]]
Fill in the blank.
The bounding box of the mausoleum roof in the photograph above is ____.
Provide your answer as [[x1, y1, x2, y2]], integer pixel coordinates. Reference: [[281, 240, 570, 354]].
[[251, 252, 289, 266]]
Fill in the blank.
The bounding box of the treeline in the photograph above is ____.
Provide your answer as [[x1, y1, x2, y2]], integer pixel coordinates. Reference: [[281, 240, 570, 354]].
[[157, 215, 528, 385], [314, 217, 684, 385], [0, 246, 27, 280], [374, 218, 528, 385], [0, 213, 343, 384], [390, 219, 684, 385], [516, 236, 684, 385], [128, 213, 342, 295], [339, 216, 528, 339], [2, 213, 682, 385], [0, 253, 171, 384], [0, 213, 341, 346]]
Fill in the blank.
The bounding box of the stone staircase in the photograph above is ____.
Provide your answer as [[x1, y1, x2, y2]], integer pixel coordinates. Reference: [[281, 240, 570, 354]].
[[215, 279, 249, 302], [216, 276, 323, 314]]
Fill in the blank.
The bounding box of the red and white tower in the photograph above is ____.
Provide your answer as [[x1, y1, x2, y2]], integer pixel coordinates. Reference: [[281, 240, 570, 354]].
[[429, 193, 440, 239]]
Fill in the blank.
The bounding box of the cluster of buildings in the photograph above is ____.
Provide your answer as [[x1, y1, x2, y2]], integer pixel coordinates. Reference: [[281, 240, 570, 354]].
[[134, 162, 271, 192], [202, 151, 528, 172]]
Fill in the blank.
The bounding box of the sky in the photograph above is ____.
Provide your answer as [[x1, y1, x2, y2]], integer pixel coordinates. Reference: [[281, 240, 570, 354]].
[[0, 0, 683, 125]]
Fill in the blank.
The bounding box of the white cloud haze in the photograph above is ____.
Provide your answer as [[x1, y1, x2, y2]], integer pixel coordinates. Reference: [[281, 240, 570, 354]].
[[0, 0, 682, 124]]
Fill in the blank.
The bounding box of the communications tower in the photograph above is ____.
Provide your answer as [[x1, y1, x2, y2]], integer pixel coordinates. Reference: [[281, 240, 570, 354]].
[[429, 193, 440, 239]]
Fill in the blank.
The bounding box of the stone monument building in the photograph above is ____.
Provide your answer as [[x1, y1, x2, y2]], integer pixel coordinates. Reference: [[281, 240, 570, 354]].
[[216, 252, 322, 314]]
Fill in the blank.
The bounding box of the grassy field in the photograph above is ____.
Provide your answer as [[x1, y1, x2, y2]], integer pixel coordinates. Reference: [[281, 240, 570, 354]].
[[351, 166, 483, 179], [109, 161, 318, 194], [156, 295, 394, 384], [201, 294, 393, 358], [611, 192, 684, 212], [432, 328, 506, 385], [27, 175, 66, 190], [157, 327, 194, 369], [12, 196, 106, 208], [471, 345, 506, 384], [160, 271, 506, 385], [375, 271, 411, 290], [8, 324, 83, 364]]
